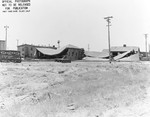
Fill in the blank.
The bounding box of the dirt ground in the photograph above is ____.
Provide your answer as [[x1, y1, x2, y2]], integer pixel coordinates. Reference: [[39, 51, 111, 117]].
[[0, 61, 150, 117]]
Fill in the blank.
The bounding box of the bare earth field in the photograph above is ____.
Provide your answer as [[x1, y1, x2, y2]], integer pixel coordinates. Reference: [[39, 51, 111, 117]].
[[0, 61, 150, 117]]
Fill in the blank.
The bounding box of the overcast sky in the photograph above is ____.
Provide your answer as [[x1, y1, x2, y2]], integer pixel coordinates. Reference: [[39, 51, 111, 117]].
[[0, 0, 150, 51]]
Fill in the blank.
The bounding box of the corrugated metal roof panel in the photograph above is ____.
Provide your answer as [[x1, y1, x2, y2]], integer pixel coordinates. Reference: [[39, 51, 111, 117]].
[[85, 51, 101, 57], [119, 53, 140, 61], [36, 48, 57, 55], [113, 51, 132, 60], [83, 57, 109, 61], [85, 51, 109, 58], [36, 44, 82, 56], [98, 52, 109, 58]]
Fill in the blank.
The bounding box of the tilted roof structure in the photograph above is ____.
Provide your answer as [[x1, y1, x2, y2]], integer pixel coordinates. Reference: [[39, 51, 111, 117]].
[[85, 51, 102, 57], [113, 50, 132, 60], [84, 51, 109, 58], [98, 52, 109, 58], [119, 53, 140, 61], [36, 44, 82, 56]]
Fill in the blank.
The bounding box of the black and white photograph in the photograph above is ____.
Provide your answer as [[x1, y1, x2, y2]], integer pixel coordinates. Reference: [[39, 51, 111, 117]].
[[0, 0, 150, 117]]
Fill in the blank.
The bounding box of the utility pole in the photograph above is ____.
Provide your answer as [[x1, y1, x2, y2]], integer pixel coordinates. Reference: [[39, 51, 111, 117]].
[[57, 40, 60, 48], [104, 16, 113, 63], [144, 34, 148, 58], [17, 39, 19, 50], [4, 26, 9, 50]]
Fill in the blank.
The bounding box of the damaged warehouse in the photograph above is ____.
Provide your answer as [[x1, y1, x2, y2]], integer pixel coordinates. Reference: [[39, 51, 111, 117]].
[[84, 45, 141, 62], [35, 44, 84, 61], [110, 46, 140, 61]]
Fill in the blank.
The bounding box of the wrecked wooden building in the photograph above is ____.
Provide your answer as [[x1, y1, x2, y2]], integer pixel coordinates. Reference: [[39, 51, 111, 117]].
[[105, 45, 140, 61], [17, 44, 56, 58], [35, 44, 84, 61], [84, 45, 141, 62]]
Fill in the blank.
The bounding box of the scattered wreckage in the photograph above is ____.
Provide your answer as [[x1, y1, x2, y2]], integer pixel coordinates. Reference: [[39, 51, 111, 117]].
[[0, 50, 21, 63]]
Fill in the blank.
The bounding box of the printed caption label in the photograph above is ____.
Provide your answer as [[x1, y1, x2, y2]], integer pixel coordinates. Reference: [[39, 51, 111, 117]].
[[2, 0, 30, 13]]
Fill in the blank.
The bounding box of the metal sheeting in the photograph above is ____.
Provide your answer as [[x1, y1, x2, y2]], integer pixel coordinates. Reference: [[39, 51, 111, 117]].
[[85, 51, 102, 57], [85, 51, 109, 58], [98, 52, 109, 58], [113, 51, 131, 60], [36, 44, 81, 56], [83, 57, 109, 61], [119, 53, 140, 61], [36, 48, 57, 56]]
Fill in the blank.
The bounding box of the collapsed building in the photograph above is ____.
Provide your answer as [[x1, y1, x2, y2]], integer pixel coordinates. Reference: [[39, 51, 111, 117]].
[[110, 45, 140, 61], [84, 51, 109, 61], [17, 44, 56, 58], [35, 44, 84, 61], [84, 45, 141, 62], [84, 51, 102, 58]]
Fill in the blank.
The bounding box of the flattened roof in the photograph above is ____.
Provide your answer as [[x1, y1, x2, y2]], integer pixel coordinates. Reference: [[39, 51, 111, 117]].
[[119, 53, 140, 61], [36, 44, 82, 56], [83, 57, 109, 61], [98, 52, 109, 58], [102, 49, 108, 52], [36, 48, 57, 55], [85, 51, 109, 58], [85, 51, 101, 57]]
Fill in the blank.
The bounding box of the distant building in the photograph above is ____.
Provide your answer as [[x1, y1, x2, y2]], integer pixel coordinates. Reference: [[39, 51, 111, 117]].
[[17, 44, 57, 58], [110, 45, 140, 57], [35, 44, 84, 60], [0, 40, 6, 50], [101, 45, 141, 61]]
